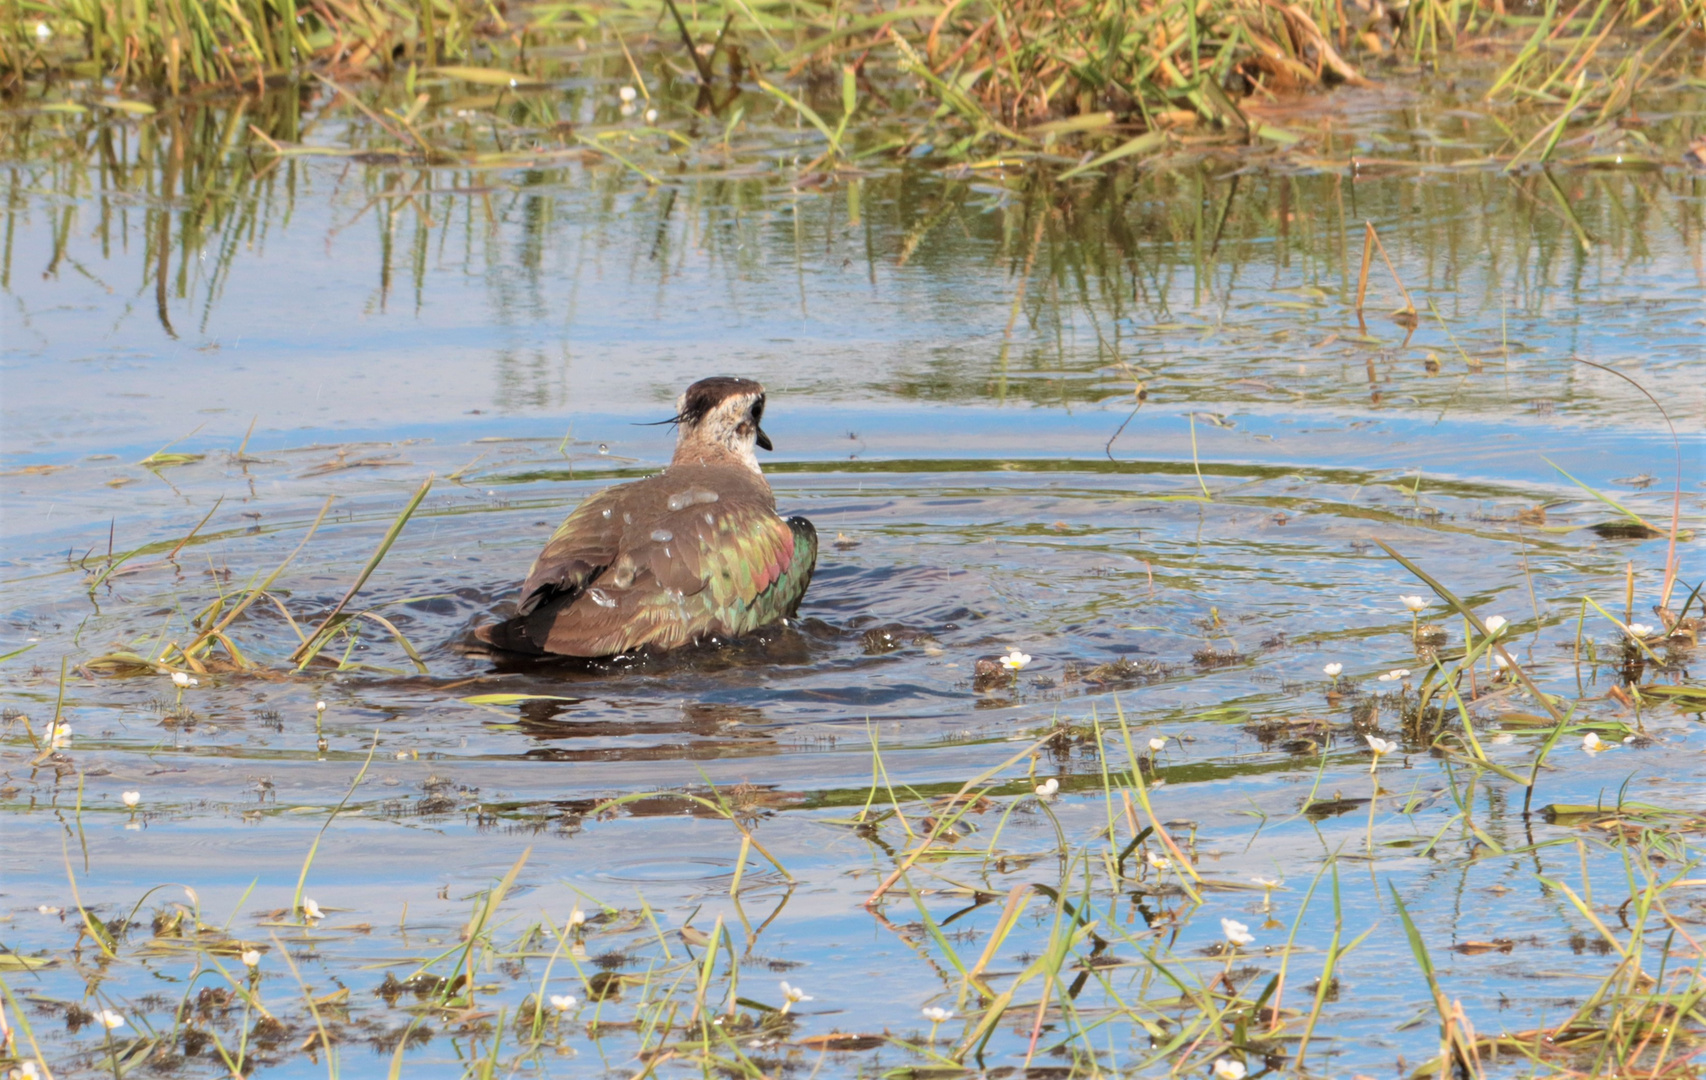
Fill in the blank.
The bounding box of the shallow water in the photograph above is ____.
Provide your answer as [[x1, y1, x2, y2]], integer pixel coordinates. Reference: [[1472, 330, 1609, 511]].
[[2, 74, 1704, 1078]]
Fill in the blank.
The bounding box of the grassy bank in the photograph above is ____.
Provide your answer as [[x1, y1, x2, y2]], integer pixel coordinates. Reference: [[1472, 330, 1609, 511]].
[[7, 0, 1704, 164]]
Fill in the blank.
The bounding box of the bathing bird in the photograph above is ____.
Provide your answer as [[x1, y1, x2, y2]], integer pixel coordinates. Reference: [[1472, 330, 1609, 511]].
[[477, 377, 818, 657]]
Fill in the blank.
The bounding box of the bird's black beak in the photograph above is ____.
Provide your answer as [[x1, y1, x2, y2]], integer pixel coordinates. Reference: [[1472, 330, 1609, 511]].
[[756, 428, 774, 451]]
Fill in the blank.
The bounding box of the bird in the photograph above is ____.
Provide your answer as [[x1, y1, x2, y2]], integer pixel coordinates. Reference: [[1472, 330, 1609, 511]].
[[477, 377, 818, 657]]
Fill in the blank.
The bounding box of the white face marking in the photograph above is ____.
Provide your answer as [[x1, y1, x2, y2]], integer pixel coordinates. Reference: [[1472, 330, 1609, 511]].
[[675, 392, 764, 474]]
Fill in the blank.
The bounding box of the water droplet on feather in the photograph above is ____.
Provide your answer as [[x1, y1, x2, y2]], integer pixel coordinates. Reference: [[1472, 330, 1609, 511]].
[[668, 489, 719, 511], [651, 529, 674, 543], [586, 588, 616, 608]]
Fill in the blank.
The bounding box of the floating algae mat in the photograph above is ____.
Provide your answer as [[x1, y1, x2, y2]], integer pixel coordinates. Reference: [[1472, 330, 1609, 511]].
[[2, 59, 1704, 1080]]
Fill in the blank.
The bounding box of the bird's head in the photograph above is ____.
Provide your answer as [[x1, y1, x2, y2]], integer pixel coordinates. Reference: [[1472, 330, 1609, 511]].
[[666, 376, 772, 471]]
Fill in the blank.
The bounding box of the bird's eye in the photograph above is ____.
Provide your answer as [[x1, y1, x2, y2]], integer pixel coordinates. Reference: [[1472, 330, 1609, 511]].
[[751, 397, 765, 423]]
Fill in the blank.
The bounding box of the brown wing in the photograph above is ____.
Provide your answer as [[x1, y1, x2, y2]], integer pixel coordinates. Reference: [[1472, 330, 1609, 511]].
[[515, 486, 628, 616], [525, 465, 798, 657]]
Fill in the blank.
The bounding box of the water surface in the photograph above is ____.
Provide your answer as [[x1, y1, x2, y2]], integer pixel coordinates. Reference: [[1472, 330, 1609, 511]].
[[2, 74, 1704, 1078]]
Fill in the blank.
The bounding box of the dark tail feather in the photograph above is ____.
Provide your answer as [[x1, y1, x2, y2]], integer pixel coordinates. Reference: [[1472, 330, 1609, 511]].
[[473, 617, 546, 655]]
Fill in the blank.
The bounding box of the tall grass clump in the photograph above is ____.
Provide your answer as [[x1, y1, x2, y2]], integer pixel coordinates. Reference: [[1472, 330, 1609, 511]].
[[5, 0, 511, 92], [8, 0, 1702, 153]]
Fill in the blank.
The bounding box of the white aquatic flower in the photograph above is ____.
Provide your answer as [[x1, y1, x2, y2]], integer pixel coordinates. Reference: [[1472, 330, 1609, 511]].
[[1148, 736, 1167, 752], [122, 791, 140, 807], [568, 907, 586, 928], [49, 722, 72, 749], [170, 671, 197, 687], [38, 905, 62, 915], [1146, 850, 1171, 870], [779, 981, 812, 1013], [1400, 595, 1427, 611], [1483, 615, 1508, 636], [921, 1006, 953, 1022], [1493, 653, 1511, 669], [1000, 650, 1032, 671], [549, 993, 578, 1011], [1626, 622, 1653, 638], [302, 898, 324, 920], [1220, 918, 1254, 946], [1253, 876, 1279, 888], [241, 949, 261, 967], [618, 86, 637, 103], [95, 1010, 126, 1030], [16, 1061, 41, 1079], [1582, 732, 1605, 753], [1213, 1059, 1248, 1080], [1034, 777, 1059, 798], [644, 108, 658, 124], [316, 700, 326, 713], [1366, 735, 1397, 755], [1377, 668, 1411, 682], [1322, 662, 1342, 677]]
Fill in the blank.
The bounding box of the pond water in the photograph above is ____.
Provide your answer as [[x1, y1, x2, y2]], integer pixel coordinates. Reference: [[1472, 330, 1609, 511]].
[[2, 73, 1704, 1079]]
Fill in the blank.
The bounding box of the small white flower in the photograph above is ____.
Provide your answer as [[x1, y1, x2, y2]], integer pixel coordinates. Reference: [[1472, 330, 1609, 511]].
[[1493, 653, 1511, 669], [921, 1006, 952, 1022], [1626, 622, 1653, 638], [96, 1009, 125, 1029], [1491, 733, 1515, 745], [1034, 778, 1059, 798], [1220, 918, 1254, 946], [121, 791, 140, 807], [1377, 668, 1411, 682], [1213, 1059, 1248, 1080], [1000, 650, 1032, 671], [171, 671, 197, 687], [779, 980, 812, 1013], [1253, 876, 1279, 888], [49, 722, 72, 749], [1483, 615, 1507, 635], [1146, 850, 1171, 870], [1322, 662, 1342, 677], [38, 905, 62, 915], [1400, 595, 1427, 611], [241, 949, 261, 967], [17, 1060, 41, 1079], [1582, 732, 1605, 753], [35, 21, 50, 39], [549, 993, 578, 1011], [1148, 736, 1167, 752], [644, 108, 658, 124], [316, 701, 327, 713], [618, 86, 637, 103], [568, 907, 586, 928], [1366, 735, 1397, 755], [302, 898, 324, 920]]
